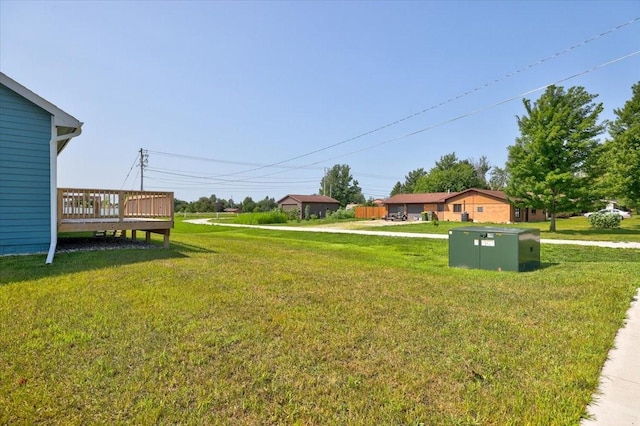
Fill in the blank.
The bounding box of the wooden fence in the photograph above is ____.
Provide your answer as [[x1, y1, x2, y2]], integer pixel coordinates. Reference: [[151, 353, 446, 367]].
[[354, 206, 387, 219]]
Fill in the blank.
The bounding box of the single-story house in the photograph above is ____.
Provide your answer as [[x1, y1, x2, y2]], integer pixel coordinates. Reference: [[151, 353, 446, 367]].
[[383, 188, 546, 223], [277, 194, 340, 219], [0, 72, 83, 260]]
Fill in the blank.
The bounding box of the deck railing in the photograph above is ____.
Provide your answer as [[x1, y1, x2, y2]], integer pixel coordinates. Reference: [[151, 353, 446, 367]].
[[57, 188, 174, 222]]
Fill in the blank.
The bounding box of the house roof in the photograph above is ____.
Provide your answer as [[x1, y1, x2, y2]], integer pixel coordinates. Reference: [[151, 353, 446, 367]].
[[446, 188, 508, 201], [0, 72, 82, 154], [383, 192, 454, 204], [384, 189, 508, 204], [277, 194, 340, 204]]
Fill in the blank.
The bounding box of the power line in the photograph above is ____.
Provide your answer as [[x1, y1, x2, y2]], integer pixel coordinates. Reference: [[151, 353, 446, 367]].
[[119, 154, 140, 189], [248, 50, 640, 180], [141, 49, 640, 199], [144, 167, 319, 184], [139, 18, 638, 192], [188, 17, 640, 178], [139, 49, 639, 199], [146, 149, 322, 172]]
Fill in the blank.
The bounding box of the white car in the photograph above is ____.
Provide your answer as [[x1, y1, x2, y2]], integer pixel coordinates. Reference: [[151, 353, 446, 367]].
[[584, 208, 632, 219]]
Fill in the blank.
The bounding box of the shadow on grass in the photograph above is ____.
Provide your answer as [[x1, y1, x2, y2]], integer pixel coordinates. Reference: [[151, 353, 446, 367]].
[[537, 262, 560, 270], [0, 238, 216, 286]]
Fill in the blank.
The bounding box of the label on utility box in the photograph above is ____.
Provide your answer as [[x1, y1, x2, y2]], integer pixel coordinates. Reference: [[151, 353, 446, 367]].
[[474, 239, 479, 246], [481, 239, 495, 247]]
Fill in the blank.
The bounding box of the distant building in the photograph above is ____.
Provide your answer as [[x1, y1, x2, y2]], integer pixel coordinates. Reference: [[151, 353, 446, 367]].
[[277, 194, 340, 219], [383, 188, 546, 223]]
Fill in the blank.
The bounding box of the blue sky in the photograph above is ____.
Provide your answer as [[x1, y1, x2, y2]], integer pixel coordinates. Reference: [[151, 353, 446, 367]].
[[1, 1, 639, 202]]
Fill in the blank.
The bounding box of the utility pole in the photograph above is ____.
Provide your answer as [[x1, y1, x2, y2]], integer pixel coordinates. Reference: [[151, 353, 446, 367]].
[[139, 148, 148, 191], [323, 167, 327, 195]]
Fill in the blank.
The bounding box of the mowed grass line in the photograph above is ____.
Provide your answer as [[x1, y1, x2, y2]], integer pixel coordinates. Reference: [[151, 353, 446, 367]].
[[362, 216, 640, 242], [0, 224, 639, 424]]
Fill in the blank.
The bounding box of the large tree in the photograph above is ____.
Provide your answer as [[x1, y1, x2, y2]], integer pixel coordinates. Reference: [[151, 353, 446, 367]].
[[241, 196, 256, 213], [255, 196, 277, 212], [506, 85, 605, 231], [414, 153, 485, 193], [390, 181, 403, 196], [600, 82, 640, 212], [390, 168, 427, 195], [319, 164, 365, 207]]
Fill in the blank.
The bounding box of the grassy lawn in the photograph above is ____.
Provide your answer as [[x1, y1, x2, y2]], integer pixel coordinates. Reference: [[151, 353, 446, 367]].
[[1, 218, 639, 424], [361, 216, 640, 242]]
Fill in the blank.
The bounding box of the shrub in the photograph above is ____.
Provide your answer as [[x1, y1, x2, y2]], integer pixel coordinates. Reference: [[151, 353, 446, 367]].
[[278, 207, 300, 221], [588, 212, 621, 229], [233, 211, 288, 225], [327, 208, 355, 220]]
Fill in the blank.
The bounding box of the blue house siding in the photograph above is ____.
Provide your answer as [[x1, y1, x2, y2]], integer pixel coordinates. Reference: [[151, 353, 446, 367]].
[[0, 83, 53, 255]]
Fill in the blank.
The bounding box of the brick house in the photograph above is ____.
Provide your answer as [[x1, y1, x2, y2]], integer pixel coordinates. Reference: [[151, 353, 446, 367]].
[[383, 188, 546, 223]]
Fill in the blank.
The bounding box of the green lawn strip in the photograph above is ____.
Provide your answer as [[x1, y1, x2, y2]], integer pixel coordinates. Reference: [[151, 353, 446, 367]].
[[1, 228, 638, 424], [360, 216, 640, 242]]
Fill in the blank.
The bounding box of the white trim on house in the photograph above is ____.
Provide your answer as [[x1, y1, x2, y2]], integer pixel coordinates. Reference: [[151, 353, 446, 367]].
[[1, 72, 83, 263], [0, 72, 83, 153]]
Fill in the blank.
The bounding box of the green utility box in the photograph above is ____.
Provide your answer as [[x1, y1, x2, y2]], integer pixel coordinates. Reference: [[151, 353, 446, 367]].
[[448, 226, 540, 272]]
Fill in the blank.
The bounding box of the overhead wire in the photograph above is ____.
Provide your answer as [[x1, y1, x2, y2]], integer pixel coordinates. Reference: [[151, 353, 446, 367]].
[[119, 154, 141, 189], [143, 50, 640, 198], [138, 20, 639, 198], [141, 18, 639, 181], [185, 17, 640, 178], [247, 49, 640, 181]]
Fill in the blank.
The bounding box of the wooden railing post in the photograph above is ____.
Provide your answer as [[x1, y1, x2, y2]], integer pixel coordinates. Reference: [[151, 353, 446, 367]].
[[119, 191, 125, 223]]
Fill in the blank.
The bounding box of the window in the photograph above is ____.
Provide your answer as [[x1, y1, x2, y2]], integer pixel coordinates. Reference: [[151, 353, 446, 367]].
[[437, 204, 444, 212], [515, 208, 521, 218], [531, 209, 537, 214], [453, 204, 462, 213], [477, 206, 483, 213]]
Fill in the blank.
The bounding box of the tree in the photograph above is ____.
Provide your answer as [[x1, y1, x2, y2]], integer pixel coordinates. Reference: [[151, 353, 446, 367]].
[[390, 181, 403, 196], [319, 164, 365, 207], [488, 166, 509, 191], [435, 153, 458, 170], [471, 156, 491, 187], [174, 198, 189, 213], [255, 196, 277, 212], [402, 168, 428, 193], [192, 196, 214, 212], [506, 85, 605, 231], [413, 153, 485, 193], [242, 196, 256, 213], [600, 82, 640, 212]]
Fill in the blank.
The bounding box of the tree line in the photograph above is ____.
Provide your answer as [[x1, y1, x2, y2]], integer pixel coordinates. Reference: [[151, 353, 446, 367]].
[[176, 82, 639, 231], [175, 195, 277, 213]]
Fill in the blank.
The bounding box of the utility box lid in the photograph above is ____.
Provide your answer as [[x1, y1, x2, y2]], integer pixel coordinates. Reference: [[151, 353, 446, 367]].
[[448, 226, 540, 272]]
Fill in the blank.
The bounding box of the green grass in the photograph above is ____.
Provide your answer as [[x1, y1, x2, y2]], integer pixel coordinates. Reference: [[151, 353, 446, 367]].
[[364, 216, 640, 242], [1, 219, 639, 424]]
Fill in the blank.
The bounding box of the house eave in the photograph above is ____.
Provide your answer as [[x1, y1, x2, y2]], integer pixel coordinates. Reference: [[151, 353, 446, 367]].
[[0, 72, 83, 155]]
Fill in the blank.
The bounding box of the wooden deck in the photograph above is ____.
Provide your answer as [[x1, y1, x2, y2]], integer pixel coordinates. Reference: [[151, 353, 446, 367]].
[[57, 188, 174, 248]]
